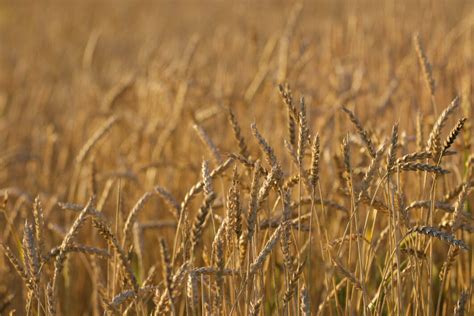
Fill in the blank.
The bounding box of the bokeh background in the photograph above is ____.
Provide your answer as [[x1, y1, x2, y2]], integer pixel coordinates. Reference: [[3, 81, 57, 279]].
[[0, 0, 473, 314]]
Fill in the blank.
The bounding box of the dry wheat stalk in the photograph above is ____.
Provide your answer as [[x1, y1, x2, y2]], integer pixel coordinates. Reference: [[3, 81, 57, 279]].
[[282, 260, 305, 309], [109, 289, 137, 310], [257, 166, 281, 208], [1, 244, 35, 292], [57, 201, 105, 219], [451, 183, 471, 232], [247, 160, 262, 242], [277, 2, 303, 81], [154, 185, 180, 219], [414, 33, 436, 96], [453, 290, 469, 316], [400, 247, 426, 260], [407, 225, 468, 250], [309, 134, 320, 189], [396, 151, 433, 164], [93, 216, 139, 291], [249, 296, 263, 316], [279, 84, 297, 148], [387, 123, 399, 171], [283, 173, 301, 190], [123, 191, 155, 245], [52, 197, 95, 290], [297, 96, 309, 169], [0, 293, 14, 314], [46, 282, 55, 315], [357, 142, 387, 205], [43, 244, 110, 262], [89, 158, 97, 196], [376, 78, 399, 115], [439, 246, 459, 281], [186, 270, 199, 313], [290, 197, 348, 213], [300, 284, 311, 315], [416, 111, 424, 151], [155, 262, 189, 314], [193, 123, 222, 163], [190, 161, 217, 255], [427, 96, 460, 157], [317, 278, 346, 313], [332, 256, 363, 291], [213, 218, 226, 310], [329, 234, 369, 248], [132, 222, 144, 281], [341, 136, 352, 187], [405, 200, 454, 213], [284, 138, 299, 168], [140, 220, 177, 230], [341, 106, 376, 158], [76, 115, 119, 164], [249, 225, 282, 276], [442, 117, 467, 155], [159, 238, 173, 299], [22, 220, 39, 285], [443, 181, 474, 203], [394, 189, 410, 228], [32, 196, 45, 258], [227, 167, 242, 240], [251, 123, 279, 168], [192, 267, 239, 276], [228, 107, 249, 158], [238, 232, 248, 270], [280, 189, 294, 273], [180, 157, 234, 215], [391, 162, 449, 175]]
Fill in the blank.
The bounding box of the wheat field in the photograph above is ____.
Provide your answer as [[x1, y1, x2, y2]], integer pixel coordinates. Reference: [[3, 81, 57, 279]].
[[0, 0, 473, 315]]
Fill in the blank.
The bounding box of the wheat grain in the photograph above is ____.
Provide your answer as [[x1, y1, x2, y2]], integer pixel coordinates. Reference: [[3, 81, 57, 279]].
[[249, 296, 263, 316], [427, 96, 460, 157], [453, 290, 469, 316], [407, 225, 468, 250], [228, 107, 249, 158], [341, 106, 376, 158]]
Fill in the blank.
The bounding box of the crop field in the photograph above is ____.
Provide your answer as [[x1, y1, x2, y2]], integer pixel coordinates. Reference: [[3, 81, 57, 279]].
[[0, 0, 473, 315]]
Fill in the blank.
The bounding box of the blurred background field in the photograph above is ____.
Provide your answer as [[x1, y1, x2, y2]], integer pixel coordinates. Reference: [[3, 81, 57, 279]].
[[0, 0, 473, 315]]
